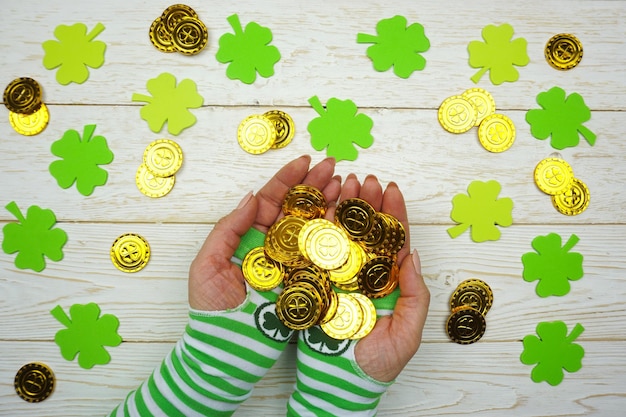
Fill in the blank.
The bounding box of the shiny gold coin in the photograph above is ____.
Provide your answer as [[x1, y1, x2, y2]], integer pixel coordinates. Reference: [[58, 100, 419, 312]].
[[305, 222, 351, 270], [332, 275, 360, 292], [329, 240, 366, 285], [282, 184, 327, 219], [9, 103, 49, 136], [446, 306, 486, 344], [552, 177, 590, 216], [335, 198, 376, 240], [149, 17, 176, 53], [438, 95, 477, 134], [110, 233, 150, 273], [243, 246, 284, 291], [349, 293, 377, 340], [450, 280, 493, 316], [321, 292, 364, 340], [459, 278, 493, 300], [237, 115, 277, 154], [360, 214, 387, 253], [162, 4, 198, 32], [276, 282, 323, 330], [172, 17, 208, 55], [478, 113, 515, 152], [14, 362, 54, 403], [265, 215, 309, 266], [143, 139, 183, 177], [357, 256, 399, 298], [378, 212, 405, 255], [136, 163, 175, 198], [298, 218, 332, 258], [264, 110, 295, 149], [4, 77, 42, 114], [534, 157, 574, 195], [545, 33, 583, 70], [462, 88, 496, 126], [320, 288, 339, 324]]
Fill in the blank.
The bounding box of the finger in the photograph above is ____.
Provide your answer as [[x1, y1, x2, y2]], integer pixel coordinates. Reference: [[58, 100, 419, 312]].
[[339, 173, 361, 201], [323, 174, 342, 220], [301, 157, 336, 191], [359, 174, 383, 211], [381, 182, 410, 264]]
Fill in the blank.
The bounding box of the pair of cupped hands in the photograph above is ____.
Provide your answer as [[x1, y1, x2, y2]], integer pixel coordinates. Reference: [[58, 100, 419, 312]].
[[188, 155, 430, 383]]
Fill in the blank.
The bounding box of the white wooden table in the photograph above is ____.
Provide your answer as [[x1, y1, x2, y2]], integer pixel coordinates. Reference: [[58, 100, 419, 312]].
[[1, 1, 625, 415]]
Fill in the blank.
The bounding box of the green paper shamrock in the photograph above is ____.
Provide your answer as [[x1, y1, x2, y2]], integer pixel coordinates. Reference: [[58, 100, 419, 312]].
[[526, 86, 596, 150], [132, 72, 204, 135], [521, 321, 585, 385], [42, 22, 106, 85], [468, 23, 529, 85], [2, 201, 67, 272], [51, 303, 122, 369], [49, 124, 114, 196], [448, 180, 513, 242], [356, 15, 430, 78], [216, 14, 281, 84], [522, 233, 583, 297], [307, 95, 374, 162]]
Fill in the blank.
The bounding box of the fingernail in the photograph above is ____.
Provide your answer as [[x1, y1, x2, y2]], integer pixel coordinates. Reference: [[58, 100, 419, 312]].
[[237, 191, 254, 209], [412, 249, 422, 274]]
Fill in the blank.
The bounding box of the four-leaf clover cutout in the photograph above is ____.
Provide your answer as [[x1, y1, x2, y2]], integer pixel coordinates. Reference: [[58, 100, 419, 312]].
[[448, 180, 513, 242], [307, 95, 374, 161], [357, 15, 430, 78], [49, 124, 114, 196], [51, 303, 122, 369], [526, 86, 596, 150], [216, 14, 281, 84], [42, 22, 106, 85], [468, 23, 529, 85], [2, 201, 67, 272]]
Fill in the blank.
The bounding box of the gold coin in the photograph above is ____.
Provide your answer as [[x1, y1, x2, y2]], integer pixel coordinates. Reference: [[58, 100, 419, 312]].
[[237, 115, 277, 154], [329, 240, 366, 285], [172, 17, 208, 55], [149, 17, 176, 53], [335, 198, 376, 240], [552, 177, 590, 216], [320, 287, 339, 324], [357, 256, 399, 298], [534, 157, 574, 195], [265, 215, 308, 266], [298, 218, 332, 257], [111, 233, 150, 273], [264, 110, 295, 149], [477, 113, 515, 153], [305, 222, 351, 270], [332, 275, 359, 292], [377, 212, 405, 255], [321, 292, 364, 340], [446, 306, 486, 345], [462, 88, 496, 126], [4, 77, 42, 114], [162, 4, 198, 32], [282, 184, 327, 219], [14, 362, 55, 403], [438, 95, 477, 134], [242, 246, 284, 291], [450, 280, 493, 316], [136, 164, 175, 198], [9, 103, 49, 136], [143, 139, 183, 177], [349, 293, 376, 340], [545, 33, 583, 70], [276, 282, 323, 330]]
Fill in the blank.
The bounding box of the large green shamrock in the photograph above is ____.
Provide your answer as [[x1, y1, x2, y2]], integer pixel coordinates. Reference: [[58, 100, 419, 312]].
[[51, 303, 122, 369], [49, 124, 114, 196], [2, 201, 67, 272], [42, 22, 106, 85], [132, 72, 204, 135], [521, 321, 585, 386], [356, 15, 430, 78], [216, 14, 281, 84], [468, 23, 529, 85], [526, 86, 596, 150], [522, 233, 583, 297], [448, 180, 513, 242], [307, 95, 374, 162]]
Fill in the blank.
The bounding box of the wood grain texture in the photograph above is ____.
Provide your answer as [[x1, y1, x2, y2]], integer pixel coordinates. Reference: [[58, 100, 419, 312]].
[[1, 0, 625, 416]]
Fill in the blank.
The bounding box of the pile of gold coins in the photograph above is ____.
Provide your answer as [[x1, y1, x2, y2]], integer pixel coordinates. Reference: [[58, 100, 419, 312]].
[[14, 362, 55, 402], [438, 88, 515, 153], [534, 156, 589, 216], [110, 233, 151, 273], [242, 184, 405, 340], [149, 4, 208, 55], [446, 278, 493, 344], [3, 77, 50, 136], [545, 33, 583, 71], [136, 139, 183, 198], [237, 110, 295, 154]]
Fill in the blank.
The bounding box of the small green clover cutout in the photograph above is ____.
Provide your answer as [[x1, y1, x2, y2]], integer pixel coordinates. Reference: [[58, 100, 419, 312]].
[[2, 201, 67, 272], [49, 124, 114, 196], [132, 72, 204, 135], [468, 23, 529, 85], [307, 95, 374, 162], [357, 15, 430, 78], [42, 22, 106, 85], [448, 180, 513, 242], [526, 86, 596, 150], [51, 303, 122, 369], [521, 321, 585, 386], [522, 233, 583, 297], [216, 14, 281, 84]]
